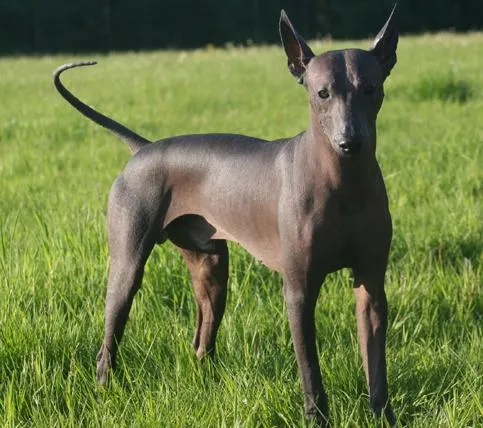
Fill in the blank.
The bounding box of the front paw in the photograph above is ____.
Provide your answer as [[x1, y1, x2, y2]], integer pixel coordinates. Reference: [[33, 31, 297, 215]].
[[383, 404, 397, 426], [305, 393, 330, 427], [371, 400, 397, 427]]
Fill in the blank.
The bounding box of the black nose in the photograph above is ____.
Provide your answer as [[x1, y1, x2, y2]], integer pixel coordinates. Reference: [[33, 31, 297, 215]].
[[338, 140, 362, 154]]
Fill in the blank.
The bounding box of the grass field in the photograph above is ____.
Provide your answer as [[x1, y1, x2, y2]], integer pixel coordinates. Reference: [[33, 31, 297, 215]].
[[1, 32, 482, 427]]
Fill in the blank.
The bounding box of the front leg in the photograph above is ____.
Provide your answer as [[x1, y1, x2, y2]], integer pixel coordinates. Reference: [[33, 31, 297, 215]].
[[283, 273, 328, 425], [353, 270, 396, 425]]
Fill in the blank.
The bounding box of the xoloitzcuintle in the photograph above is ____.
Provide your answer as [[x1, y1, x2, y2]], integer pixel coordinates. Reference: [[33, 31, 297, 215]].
[[54, 5, 398, 425]]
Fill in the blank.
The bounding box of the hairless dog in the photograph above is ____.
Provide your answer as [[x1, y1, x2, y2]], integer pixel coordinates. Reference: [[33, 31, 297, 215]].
[[54, 5, 398, 425]]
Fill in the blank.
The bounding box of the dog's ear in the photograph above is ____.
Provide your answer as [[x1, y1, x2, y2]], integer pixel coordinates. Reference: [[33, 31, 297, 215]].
[[279, 10, 315, 84], [371, 3, 398, 80]]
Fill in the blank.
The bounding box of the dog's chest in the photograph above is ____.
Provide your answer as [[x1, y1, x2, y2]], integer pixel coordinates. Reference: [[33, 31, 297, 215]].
[[310, 196, 376, 272]]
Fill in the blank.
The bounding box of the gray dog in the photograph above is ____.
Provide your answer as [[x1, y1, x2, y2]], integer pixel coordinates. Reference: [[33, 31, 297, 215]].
[[54, 5, 398, 425]]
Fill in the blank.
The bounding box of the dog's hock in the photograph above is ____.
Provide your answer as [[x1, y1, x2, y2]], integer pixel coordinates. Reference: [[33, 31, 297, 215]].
[[371, 3, 399, 79], [279, 10, 315, 84]]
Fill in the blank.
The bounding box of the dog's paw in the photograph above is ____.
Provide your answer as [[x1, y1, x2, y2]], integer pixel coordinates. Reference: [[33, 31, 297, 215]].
[[96, 345, 111, 385], [384, 404, 397, 427], [370, 402, 397, 427], [304, 393, 330, 427]]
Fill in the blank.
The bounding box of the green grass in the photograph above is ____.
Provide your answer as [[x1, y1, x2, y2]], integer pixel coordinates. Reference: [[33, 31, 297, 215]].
[[1, 32, 482, 427]]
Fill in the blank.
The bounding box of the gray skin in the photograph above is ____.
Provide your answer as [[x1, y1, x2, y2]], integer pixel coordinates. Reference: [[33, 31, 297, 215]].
[[53, 5, 398, 426]]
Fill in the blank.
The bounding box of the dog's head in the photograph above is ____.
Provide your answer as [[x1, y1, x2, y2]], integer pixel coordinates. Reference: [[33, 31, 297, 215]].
[[279, 5, 398, 157]]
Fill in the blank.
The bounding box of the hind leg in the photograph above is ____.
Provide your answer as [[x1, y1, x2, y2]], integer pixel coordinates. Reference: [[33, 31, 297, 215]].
[[96, 179, 157, 384], [178, 241, 229, 359]]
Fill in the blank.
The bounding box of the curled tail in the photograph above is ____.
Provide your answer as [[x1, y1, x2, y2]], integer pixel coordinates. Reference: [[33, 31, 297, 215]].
[[53, 61, 151, 154]]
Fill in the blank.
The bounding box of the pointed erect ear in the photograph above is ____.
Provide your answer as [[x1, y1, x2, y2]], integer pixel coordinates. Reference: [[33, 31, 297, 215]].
[[279, 10, 315, 84], [371, 3, 398, 79]]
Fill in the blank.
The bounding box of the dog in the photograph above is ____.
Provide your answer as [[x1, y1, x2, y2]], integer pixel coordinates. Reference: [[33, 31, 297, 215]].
[[54, 5, 398, 425]]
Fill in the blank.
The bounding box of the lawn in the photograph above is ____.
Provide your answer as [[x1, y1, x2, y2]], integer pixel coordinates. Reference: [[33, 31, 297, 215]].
[[0, 32, 482, 427]]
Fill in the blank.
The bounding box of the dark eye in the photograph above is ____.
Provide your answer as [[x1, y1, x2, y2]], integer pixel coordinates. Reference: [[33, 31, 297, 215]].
[[364, 85, 376, 95], [318, 88, 330, 99]]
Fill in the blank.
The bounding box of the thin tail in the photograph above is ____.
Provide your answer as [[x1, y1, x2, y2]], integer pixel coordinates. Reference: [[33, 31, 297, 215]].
[[53, 61, 151, 154]]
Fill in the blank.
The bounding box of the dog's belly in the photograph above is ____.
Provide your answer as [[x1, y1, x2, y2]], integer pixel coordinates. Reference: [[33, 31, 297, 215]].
[[211, 223, 282, 271], [163, 204, 282, 271]]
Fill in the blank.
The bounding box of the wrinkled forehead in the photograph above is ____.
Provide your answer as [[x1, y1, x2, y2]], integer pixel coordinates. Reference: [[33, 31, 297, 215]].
[[306, 49, 383, 87]]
